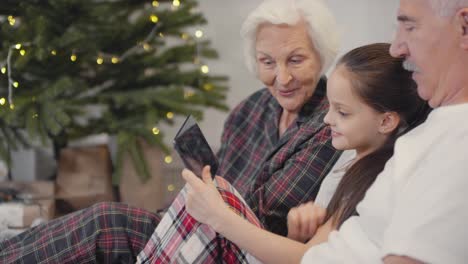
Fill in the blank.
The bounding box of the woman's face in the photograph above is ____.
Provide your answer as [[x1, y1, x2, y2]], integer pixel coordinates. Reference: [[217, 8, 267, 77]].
[[323, 66, 390, 157], [255, 21, 322, 115]]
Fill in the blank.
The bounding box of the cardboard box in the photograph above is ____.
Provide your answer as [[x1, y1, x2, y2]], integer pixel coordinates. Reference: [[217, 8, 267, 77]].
[[0, 181, 55, 228], [55, 145, 115, 212], [119, 140, 185, 212]]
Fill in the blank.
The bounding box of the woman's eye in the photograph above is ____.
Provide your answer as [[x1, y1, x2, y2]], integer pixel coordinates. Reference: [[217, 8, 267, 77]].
[[259, 58, 274, 65], [289, 57, 303, 64]]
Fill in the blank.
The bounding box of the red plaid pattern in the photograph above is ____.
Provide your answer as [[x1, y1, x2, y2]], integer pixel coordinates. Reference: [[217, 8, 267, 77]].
[[0, 202, 160, 263], [217, 79, 341, 235], [137, 176, 262, 264]]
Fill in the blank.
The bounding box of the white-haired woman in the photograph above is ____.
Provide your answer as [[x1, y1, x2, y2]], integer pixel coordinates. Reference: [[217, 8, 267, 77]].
[[0, 0, 341, 263], [135, 0, 343, 263]]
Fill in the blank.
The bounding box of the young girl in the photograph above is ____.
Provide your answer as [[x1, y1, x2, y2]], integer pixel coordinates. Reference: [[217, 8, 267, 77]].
[[137, 43, 430, 263]]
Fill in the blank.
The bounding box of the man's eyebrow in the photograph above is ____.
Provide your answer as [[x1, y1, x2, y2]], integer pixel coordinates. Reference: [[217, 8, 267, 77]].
[[397, 15, 416, 22]]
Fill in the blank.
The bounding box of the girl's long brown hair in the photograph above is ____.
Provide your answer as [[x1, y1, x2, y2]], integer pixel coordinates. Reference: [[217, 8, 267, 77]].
[[325, 43, 431, 228]]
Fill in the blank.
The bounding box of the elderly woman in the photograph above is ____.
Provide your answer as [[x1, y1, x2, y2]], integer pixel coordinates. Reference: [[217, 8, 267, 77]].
[[0, 0, 340, 263]]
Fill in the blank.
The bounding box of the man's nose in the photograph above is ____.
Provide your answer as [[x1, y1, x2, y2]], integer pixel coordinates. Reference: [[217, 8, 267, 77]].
[[390, 34, 409, 58]]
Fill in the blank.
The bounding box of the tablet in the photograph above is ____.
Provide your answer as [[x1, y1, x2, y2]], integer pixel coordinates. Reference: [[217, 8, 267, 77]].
[[173, 115, 218, 178]]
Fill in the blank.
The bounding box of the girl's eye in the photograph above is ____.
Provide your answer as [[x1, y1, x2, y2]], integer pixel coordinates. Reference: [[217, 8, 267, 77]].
[[338, 111, 349, 117]]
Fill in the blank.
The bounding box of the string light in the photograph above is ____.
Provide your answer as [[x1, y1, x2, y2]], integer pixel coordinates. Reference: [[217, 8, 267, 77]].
[[15, 44, 22, 50], [164, 155, 173, 164], [111, 57, 119, 64], [96, 57, 104, 64], [152, 1, 159, 7], [150, 14, 159, 23], [184, 90, 195, 99], [152, 127, 160, 135], [203, 83, 213, 91], [13, 82, 19, 88], [172, 0, 180, 7], [19, 49, 26, 56], [32, 113, 39, 118], [70, 54, 77, 62], [8, 16, 15, 26], [9, 104, 14, 110], [0, 98, 5, 105], [195, 30, 203, 38], [200, 65, 209, 74], [181, 33, 189, 40], [1, 67, 6, 74], [158, 32, 164, 38], [51, 50, 57, 56], [143, 43, 151, 51], [167, 184, 175, 192], [166, 112, 174, 119]]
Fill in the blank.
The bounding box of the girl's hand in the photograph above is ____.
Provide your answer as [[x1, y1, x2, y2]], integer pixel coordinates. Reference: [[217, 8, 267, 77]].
[[182, 165, 228, 227], [287, 201, 326, 243]]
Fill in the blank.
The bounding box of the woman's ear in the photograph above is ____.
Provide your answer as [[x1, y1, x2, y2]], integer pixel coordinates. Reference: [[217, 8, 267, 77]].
[[457, 8, 468, 50], [379, 112, 400, 135]]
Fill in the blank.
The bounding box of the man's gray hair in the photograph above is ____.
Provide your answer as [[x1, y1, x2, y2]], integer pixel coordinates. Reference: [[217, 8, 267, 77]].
[[240, 0, 340, 76], [429, 0, 468, 17]]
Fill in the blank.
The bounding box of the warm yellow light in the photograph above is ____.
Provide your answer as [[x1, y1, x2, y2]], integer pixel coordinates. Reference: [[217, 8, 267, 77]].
[[96, 57, 104, 65], [203, 83, 213, 91], [172, 0, 180, 7], [111, 57, 119, 64], [15, 44, 21, 50], [20, 49, 26, 56], [152, 1, 159, 7], [166, 112, 174, 119], [71, 54, 77, 62], [0, 98, 5, 105], [51, 50, 57, 55], [164, 156, 173, 164], [1, 67, 6, 74], [143, 43, 151, 51], [184, 90, 195, 99], [8, 16, 15, 26], [181, 33, 189, 40], [167, 184, 175, 192], [195, 30, 203, 38], [33, 113, 39, 118], [13, 82, 19, 88], [158, 32, 164, 38], [150, 14, 159, 23], [9, 104, 15, 110], [152, 127, 160, 135], [200, 65, 209, 74]]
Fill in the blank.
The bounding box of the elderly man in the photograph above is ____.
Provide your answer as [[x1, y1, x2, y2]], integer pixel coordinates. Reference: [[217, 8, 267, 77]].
[[300, 0, 468, 263]]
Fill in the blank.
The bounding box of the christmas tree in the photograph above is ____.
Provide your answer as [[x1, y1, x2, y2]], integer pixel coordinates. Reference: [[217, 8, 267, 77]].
[[0, 0, 228, 183]]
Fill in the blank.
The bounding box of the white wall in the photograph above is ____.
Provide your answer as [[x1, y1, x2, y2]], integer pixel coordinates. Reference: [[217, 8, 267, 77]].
[[184, 0, 400, 150]]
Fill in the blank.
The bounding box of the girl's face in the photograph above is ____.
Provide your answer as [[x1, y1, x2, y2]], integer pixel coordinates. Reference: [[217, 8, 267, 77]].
[[324, 66, 390, 158]]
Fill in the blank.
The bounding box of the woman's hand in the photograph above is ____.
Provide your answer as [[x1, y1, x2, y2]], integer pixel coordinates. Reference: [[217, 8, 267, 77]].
[[287, 201, 326, 243], [182, 165, 229, 228]]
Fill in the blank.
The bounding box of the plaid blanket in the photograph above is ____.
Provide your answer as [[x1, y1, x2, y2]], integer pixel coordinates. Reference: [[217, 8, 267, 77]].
[[137, 176, 263, 264], [0, 202, 159, 263]]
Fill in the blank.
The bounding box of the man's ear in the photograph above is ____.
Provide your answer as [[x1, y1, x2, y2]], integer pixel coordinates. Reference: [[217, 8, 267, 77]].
[[456, 8, 468, 50], [379, 112, 400, 135]]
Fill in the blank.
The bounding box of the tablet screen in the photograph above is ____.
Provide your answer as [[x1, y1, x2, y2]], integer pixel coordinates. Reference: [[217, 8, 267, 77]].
[[173, 115, 218, 178]]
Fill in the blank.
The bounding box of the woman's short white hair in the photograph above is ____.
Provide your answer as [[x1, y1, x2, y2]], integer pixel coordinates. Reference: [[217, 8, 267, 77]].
[[240, 0, 340, 76]]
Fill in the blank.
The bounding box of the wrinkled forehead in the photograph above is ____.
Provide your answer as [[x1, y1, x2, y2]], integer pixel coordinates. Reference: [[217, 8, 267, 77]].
[[397, 0, 434, 19]]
